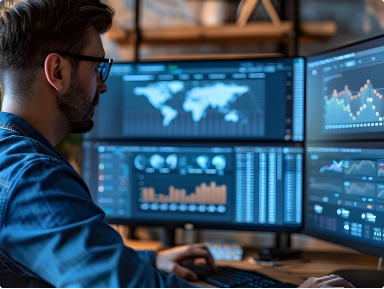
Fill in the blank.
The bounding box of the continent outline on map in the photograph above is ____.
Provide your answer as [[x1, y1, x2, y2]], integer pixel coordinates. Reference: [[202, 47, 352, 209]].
[[182, 82, 250, 123], [133, 81, 184, 127], [133, 81, 250, 127]]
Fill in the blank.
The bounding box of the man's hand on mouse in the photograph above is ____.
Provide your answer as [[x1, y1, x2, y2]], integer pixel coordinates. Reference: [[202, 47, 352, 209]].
[[156, 243, 216, 281], [299, 275, 354, 288]]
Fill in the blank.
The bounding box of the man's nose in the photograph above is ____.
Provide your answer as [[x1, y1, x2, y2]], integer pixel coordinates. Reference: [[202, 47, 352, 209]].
[[97, 76, 108, 94]]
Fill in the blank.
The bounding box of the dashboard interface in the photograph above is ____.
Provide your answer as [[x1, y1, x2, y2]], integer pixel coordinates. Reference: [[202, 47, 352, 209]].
[[82, 142, 303, 229], [306, 35, 384, 141], [305, 144, 384, 250], [85, 58, 304, 142]]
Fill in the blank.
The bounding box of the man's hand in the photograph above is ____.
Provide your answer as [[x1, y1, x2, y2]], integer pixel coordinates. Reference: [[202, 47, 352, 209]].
[[156, 243, 216, 282], [299, 275, 354, 288]]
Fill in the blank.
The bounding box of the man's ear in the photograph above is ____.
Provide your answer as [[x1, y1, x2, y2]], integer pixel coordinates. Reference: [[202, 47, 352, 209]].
[[44, 53, 71, 92]]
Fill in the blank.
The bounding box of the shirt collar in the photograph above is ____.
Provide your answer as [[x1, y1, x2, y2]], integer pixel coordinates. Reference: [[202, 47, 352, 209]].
[[0, 111, 71, 165]]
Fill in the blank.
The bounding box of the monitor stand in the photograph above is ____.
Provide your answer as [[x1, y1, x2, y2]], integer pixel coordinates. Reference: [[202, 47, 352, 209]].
[[162, 228, 176, 247], [258, 233, 301, 262], [331, 269, 384, 288]]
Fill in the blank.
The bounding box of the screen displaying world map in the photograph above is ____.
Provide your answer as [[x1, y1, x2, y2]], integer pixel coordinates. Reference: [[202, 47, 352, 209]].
[[133, 81, 251, 127], [85, 59, 298, 141], [123, 78, 266, 138]]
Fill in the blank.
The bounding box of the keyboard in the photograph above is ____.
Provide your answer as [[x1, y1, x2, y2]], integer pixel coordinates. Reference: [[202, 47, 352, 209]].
[[185, 264, 284, 288]]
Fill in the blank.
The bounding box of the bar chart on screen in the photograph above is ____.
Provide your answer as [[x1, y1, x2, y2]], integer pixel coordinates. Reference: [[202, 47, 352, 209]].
[[139, 181, 228, 214]]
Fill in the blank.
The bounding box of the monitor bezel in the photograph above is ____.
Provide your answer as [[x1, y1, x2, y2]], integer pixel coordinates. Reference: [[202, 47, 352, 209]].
[[82, 139, 304, 233], [306, 33, 384, 63], [95, 56, 305, 143]]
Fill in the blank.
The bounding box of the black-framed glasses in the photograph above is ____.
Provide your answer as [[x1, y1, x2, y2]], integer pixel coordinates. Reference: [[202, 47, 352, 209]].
[[41, 52, 113, 82]]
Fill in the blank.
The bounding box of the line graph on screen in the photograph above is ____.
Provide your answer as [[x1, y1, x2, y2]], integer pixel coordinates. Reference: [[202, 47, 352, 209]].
[[324, 79, 384, 125], [377, 184, 384, 201], [345, 160, 375, 176], [309, 180, 343, 194], [319, 160, 344, 174], [344, 181, 375, 198]]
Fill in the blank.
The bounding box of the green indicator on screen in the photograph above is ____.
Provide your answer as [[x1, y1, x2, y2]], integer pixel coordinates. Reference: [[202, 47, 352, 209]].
[[168, 65, 178, 70]]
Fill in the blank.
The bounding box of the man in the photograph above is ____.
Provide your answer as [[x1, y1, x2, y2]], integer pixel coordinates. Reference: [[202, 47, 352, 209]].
[[0, 0, 353, 287]]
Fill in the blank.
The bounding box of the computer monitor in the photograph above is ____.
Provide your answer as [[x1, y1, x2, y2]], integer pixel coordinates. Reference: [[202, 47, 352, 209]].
[[305, 35, 384, 258], [305, 143, 384, 257], [85, 58, 305, 142], [306, 34, 384, 141], [81, 141, 303, 232]]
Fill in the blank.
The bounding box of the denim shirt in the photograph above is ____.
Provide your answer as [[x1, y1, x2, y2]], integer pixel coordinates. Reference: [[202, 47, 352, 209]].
[[0, 112, 197, 288]]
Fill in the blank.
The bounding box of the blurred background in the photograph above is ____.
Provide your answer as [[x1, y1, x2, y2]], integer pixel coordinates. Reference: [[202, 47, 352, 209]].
[[5, 0, 384, 253]]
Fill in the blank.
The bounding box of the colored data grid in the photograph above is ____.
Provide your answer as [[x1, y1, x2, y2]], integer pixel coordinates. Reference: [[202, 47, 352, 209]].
[[259, 153, 267, 224], [293, 58, 305, 142]]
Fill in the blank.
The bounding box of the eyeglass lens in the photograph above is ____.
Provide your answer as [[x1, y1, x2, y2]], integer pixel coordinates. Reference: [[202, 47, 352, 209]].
[[97, 63, 111, 82]]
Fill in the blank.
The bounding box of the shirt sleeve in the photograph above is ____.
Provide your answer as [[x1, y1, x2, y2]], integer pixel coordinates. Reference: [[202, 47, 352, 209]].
[[0, 160, 199, 288], [135, 250, 157, 267]]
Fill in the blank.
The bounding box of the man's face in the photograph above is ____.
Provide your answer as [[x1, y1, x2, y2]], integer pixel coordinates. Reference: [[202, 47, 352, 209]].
[[56, 31, 107, 134]]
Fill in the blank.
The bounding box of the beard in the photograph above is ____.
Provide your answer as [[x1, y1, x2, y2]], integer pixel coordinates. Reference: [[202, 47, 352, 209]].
[[56, 74, 99, 135]]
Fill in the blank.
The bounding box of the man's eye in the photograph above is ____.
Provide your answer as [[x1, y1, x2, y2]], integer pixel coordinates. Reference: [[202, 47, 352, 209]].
[[96, 65, 102, 72]]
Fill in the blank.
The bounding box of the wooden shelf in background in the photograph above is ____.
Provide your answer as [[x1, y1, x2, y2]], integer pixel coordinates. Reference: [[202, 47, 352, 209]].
[[300, 21, 337, 43], [106, 21, 294, 46], [106, 21, 336, 48]]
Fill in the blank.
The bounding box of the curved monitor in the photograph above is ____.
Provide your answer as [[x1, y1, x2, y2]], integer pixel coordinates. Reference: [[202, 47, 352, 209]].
[[85, 58, 304, 142], [305, 34, 384, 257], [82, 141, 303, 232]]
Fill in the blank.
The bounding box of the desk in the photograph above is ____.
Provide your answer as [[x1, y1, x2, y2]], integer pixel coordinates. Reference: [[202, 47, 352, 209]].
[[124, 240, 379, 287], [195, 251, 379, 287]]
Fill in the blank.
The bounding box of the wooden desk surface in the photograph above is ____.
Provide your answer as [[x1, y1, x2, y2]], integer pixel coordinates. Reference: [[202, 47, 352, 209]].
[[124, 240, 379, 287]]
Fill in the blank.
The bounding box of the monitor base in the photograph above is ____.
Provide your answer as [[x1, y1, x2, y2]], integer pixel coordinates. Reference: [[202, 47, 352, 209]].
[[332, 269, 384, 288], [259, 233, 302, 262], [162, 228, 176, 247]]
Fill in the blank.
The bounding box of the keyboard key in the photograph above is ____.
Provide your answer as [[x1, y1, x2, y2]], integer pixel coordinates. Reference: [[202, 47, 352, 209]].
[[248, 282, 254, 286], [223, 285, 230, 288]]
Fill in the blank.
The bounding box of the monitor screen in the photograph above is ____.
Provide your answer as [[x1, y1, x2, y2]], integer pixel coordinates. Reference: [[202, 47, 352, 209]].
[[307, 35, 384, 141], [305, 143, 384, 256], [85, 58, 304, 142], [82, 141, 303, 231]]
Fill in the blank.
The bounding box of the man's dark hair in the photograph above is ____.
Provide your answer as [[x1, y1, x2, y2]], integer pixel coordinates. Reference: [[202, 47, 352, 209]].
[[0, 0, 114, 94]]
